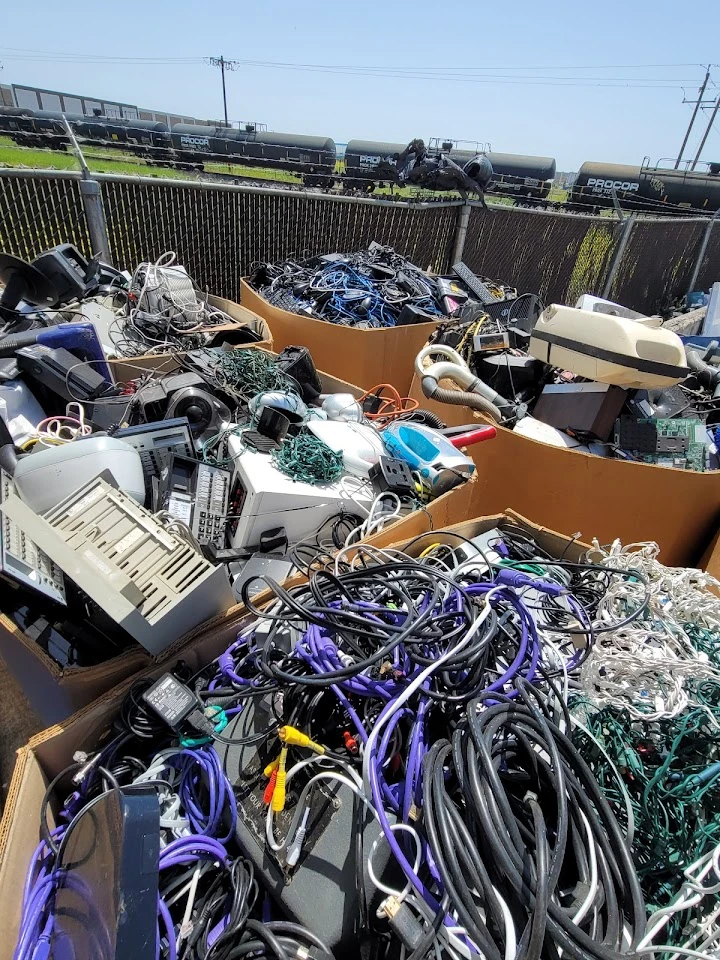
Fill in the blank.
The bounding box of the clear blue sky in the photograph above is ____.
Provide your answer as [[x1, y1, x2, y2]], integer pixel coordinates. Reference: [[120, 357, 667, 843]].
[[2, 0, 719, 171]]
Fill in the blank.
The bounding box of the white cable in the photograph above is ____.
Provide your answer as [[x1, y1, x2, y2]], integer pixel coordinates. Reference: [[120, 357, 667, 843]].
[[491, 886, 517, 960], [369, 823, 421, 900], [571, 810, 599, 927], [578, 539, 720, 719]]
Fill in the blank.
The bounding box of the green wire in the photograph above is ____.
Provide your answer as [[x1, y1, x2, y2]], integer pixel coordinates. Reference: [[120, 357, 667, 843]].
[[272, 430, 344, 485]]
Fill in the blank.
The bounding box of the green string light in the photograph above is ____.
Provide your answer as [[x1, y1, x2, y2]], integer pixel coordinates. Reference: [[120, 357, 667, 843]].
[[217, 349, 299, 398], [272, 430, 344, 485]]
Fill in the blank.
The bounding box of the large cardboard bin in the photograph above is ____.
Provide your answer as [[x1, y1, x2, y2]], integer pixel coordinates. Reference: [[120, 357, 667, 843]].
[[0, 510, 589, 959], [241, 279, 440, 394], [408, 372, 720, 568], [0, 356, 476, 725]]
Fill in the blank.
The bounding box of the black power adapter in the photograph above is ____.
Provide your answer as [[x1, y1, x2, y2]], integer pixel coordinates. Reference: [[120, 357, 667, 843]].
[[369, 456, 415, 495]]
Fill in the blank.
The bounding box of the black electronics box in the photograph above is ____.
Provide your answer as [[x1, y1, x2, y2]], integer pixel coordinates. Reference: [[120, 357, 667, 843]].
[[214, 702, 398, 956], [533, 383, 628, 441], [32, 244, 89, 306], [483, 294, 543, 333], [396, 304, 437, 326]]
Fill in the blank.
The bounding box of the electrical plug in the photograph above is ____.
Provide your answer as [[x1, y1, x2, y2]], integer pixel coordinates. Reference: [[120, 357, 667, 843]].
[[286, 806, 311, 867], [263, 768, 279, 805], [377, 896, 424, 950], [278, 725, 326, 754]]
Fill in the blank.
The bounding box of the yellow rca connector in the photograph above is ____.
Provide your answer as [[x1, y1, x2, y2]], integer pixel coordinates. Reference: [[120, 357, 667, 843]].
[[278, 725, 326, 755], [271, 747, 288, 813], [263, 756, 281, 778]]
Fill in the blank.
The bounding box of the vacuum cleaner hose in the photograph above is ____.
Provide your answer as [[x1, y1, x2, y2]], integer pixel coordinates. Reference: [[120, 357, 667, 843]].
[[422, 380, 504, 423], [686, 346, 720, 396]]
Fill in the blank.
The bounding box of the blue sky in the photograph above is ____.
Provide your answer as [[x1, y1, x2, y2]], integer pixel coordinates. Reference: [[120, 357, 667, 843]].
[[2, 0, 719, 171]]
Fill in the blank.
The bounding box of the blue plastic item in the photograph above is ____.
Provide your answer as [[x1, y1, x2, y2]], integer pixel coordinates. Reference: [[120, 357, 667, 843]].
[[381, 421, 475, 487], [0, 322, 113, 384]]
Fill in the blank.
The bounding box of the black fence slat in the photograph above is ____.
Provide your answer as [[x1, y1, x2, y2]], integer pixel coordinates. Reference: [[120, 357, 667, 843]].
[[2, 172, 720, 314]]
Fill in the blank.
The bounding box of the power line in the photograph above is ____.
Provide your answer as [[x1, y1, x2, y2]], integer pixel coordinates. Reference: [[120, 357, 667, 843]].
[[0, 48, 712, 71]]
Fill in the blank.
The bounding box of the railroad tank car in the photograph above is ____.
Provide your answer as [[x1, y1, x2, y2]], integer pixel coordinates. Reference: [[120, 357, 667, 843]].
[[170, 125, 336, 181], [343, 139, 556, 199], [571, 161, 720, 214]]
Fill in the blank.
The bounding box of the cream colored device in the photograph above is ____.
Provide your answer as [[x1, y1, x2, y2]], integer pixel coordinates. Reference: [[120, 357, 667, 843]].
[[529, 304, 689, 389]]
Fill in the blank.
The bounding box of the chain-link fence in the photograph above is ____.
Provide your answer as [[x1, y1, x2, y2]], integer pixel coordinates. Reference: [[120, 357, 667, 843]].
[[0, 168, 718, 311], [98, 177, 460, 300], [607, 218, 708, 314], [0, 171, 90, 261], [696, 220, 720, 293], [462, 206, 620, 306]]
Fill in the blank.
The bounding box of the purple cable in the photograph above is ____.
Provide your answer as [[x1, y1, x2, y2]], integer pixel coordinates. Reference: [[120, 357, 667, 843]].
[[172, 747, 236, 842], [403, 696, 428, 822], [157, 895, 176, 960]]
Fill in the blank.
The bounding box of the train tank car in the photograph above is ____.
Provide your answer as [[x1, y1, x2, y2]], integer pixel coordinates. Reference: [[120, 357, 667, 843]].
[[343, 139, 556, 199], [571, 161, 720, 215], [170, 125, 336, 183]]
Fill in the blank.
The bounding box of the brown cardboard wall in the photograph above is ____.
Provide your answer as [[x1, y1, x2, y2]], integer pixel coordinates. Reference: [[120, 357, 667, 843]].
[[409, 373, 720, 568], [0, 511, 588, 958], [241, 280, 439, 394]]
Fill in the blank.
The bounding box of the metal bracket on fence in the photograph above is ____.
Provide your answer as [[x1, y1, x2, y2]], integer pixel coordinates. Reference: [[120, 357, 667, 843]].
[[610, 186, 625, 223], [452, 203, 472, 265], [62, 117, 112, 264], [601, 213, 636, 299], [687, 208, 720, 295]]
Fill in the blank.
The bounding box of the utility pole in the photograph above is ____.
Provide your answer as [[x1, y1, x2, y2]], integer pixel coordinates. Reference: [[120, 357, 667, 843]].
[[205, 56, 241, 126], [692, 91, 720, 171], [675, 66, 712, 169]]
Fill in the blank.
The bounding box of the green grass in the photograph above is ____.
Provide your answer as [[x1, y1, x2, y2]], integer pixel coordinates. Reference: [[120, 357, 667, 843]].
[[548, 185, 568, 203], [0, 137, 196, 179]]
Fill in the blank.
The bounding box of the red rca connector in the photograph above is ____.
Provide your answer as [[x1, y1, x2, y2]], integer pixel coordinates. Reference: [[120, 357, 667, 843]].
[[263, 767, 279, 805], [343, 731, 359, 755]]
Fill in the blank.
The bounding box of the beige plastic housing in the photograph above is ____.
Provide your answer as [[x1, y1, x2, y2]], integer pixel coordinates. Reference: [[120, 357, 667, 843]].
[[0, 477, 234, 655], [529, 304, 689, 389]]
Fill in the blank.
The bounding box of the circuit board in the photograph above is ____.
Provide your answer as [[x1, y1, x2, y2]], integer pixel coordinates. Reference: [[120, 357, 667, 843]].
[[615, 417, 709, 471]]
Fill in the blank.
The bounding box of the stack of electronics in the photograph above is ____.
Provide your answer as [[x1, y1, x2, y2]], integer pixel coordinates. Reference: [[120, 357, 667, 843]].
[[0, 244, 264, 361], [15, 523, 720, 960], [422, 276, 720, 472], [0, 266, 486, 664], [250, 244, 524, 329]]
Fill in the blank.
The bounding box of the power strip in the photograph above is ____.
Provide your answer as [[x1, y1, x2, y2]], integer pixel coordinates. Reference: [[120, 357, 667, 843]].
[[0, 470, 65, 604]]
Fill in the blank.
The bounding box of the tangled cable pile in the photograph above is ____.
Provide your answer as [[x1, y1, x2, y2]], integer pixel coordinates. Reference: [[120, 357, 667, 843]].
[[579, 540, 720, 718], [271, 430, 345, 485], [250, 244, 444, 328], [110, 252, 232, 356], [16, 526, 720, 960]]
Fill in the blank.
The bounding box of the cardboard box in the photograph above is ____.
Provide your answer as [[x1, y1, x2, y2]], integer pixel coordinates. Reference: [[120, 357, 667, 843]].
[[108, 294, 273, 378], [0, 359, 475, 724], [0, 510, 585, 959], [408, 372, 720, 568], [241, 279, 440, 394]]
